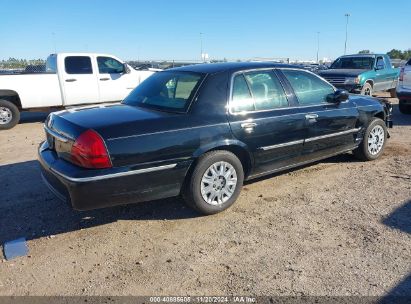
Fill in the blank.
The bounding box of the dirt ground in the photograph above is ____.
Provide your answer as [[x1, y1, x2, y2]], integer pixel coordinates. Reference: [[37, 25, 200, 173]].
[[0, 93, 410, 297]]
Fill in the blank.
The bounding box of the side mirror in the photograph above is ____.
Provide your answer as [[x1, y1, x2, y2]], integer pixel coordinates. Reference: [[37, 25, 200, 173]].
[[327, 89, 349, 103], [123, 63, 130, 74]]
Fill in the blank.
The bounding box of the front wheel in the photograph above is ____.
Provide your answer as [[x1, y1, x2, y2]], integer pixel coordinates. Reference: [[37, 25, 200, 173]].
[[360, 82, 373, 96], [183, 151, 244, 215], [353, 118, 387, 161], [0, 99, 20, 130]]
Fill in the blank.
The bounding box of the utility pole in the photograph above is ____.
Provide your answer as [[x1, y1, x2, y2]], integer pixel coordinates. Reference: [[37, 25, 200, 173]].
[[52, 32, 56, 53], [316, 32, 320, 63], [200, 32, 203, 62], [344, 13, 350, 55]]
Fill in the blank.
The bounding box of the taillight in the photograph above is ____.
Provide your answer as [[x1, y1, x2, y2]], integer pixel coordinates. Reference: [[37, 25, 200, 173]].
[[399, 68, 404, 82], [71, 129, 112, 169]]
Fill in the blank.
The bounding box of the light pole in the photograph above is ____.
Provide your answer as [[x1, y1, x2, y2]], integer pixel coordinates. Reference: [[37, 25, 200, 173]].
[[344, 13, 350, 55], [200, 32, 203, 62], [316, 32, 320, 63]]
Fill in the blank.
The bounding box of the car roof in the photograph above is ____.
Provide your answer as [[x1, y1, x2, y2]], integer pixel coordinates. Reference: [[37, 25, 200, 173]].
[[168, 62, 300, 74], [339, 54, 385, 58]]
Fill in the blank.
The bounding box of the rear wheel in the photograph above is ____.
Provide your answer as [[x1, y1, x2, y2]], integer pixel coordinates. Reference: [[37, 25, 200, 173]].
[[353, 118, 387, 161], [399, 100, 411, 114], [361, 82, 373, 96], [0, 99, 20, 130], [183, 151, 244, 215]]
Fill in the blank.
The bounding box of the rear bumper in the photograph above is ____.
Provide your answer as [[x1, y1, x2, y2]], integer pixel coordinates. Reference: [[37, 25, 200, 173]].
[[38, 141, 191, 211]]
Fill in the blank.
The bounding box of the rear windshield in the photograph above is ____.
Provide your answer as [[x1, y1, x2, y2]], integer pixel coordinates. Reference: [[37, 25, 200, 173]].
[[330, 57, 374, 69], [123, 71, 204, 112]]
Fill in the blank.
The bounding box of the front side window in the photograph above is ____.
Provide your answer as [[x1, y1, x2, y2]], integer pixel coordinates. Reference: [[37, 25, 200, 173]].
[[123, 71, 203, 112], [97, 56, 124, 74], [231, 71, 288, 113], [330, 57, 374, 69], [282, 69, 334, 106], [65, 56, 93, 74], [376, 57, 385, 69]]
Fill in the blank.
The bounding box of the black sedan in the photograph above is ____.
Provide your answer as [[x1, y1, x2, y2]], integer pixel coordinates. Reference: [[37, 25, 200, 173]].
[[38, 62, 393, 215]]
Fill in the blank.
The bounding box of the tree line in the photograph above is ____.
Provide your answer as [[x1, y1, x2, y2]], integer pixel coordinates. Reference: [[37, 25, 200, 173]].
[[0, 58, 45, 69], [358, 49, 411, 60]]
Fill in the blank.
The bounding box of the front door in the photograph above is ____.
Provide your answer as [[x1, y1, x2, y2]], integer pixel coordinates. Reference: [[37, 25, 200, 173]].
[[61, 55, 100, 106], [279, 69, 360, 161], [227, 70, 307, 177]]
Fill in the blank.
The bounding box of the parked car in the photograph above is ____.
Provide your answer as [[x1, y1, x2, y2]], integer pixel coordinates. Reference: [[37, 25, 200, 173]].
[[318, 54, 399, 97], [0, 53, 155, 129], [38, 62, 393, 215], [396, 58, 411, 114]]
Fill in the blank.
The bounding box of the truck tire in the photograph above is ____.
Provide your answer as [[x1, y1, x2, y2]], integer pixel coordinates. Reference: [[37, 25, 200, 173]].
[[182, 150, 244, 215], [389, 88, 397, 98], [353, 118, 387, 161], [0, 99, 20, 130], [361, 82, 373, 96], [399, 100, 411, 114]]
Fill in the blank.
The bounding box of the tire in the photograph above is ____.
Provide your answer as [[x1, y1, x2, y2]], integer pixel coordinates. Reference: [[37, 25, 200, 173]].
[[183, 150, 244, 215], [399, 100, 411, 114], [0, 99, 20, 130], [353, 118, 387, 161], [389, 88, 397, 98], [360, 82, 373, 96]]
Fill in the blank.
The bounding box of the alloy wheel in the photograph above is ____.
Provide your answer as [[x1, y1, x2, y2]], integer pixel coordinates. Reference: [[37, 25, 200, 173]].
[[200, 161, 238, 205], [367, 125, 385, 155], [0, 107, 12, 125]]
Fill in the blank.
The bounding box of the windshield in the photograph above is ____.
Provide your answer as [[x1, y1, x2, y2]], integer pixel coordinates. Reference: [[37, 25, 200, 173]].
[[123, 71, 204, 112], [330, 57, 374, 69]]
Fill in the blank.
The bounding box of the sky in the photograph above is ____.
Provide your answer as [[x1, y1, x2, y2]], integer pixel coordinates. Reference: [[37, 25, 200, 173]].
[[1, 0, 410, 62]]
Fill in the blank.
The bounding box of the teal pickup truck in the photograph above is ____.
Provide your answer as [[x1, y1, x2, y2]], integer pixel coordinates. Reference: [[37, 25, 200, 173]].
[[318, 54, 400, 97]]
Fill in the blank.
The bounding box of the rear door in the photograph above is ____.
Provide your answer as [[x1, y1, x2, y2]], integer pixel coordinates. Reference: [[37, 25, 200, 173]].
[[279, 69, 359, 161], [61, 55, 100, 105], [227, 69, 307, 177]]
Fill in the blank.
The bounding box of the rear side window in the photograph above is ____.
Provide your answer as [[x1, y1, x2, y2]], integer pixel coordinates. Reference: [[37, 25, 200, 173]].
[[282, 69, 334, 106], [65, 56, 93, 74], [231, 74, 254, 112], [231, 71, 288, 113], [407, 59, 411, 66]]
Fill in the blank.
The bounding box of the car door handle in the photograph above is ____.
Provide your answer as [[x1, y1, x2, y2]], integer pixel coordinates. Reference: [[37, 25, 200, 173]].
[[100, 78, 110, 81], [305, 114, 319, 120], [241, 122, 257, 129], [65, 78, 77, 82]]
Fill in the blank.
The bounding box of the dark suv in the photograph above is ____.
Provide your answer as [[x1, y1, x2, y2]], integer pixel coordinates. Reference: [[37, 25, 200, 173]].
[[39, 62, 393, 215]]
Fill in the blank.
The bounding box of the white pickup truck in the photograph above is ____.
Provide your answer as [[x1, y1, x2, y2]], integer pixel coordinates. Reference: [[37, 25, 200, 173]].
[[0, 53, 155, 129]]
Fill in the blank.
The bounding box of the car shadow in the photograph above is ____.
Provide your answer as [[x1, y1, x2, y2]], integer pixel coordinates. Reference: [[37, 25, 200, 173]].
[[382, 199, 411, 236], [0, 160, 199, 244], [379, 200, 411, 302]]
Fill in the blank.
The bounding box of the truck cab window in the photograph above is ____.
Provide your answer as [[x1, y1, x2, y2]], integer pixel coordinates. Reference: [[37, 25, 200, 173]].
[[97, 57, 125, 74], [65, 56, 93, 74]]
